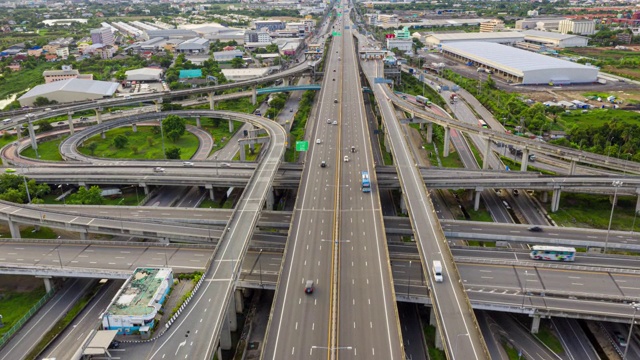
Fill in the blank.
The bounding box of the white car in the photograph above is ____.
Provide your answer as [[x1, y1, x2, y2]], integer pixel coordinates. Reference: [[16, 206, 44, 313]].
[[343, 156, 349, 162], [153, 167, 165, 173], [316, 139, 321, 144], [332, 121, 338, 125], [327, 119, 331, 124]]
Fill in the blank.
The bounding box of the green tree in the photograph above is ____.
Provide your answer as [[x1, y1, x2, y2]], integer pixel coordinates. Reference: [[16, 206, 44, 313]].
[[167, 129, 181, 143], [33, 96, 54, 107], [165, 146, 181, 159], [231, 57, 244, 69], [69, 186, 104, 205], [147, 136, 154, 147], [162, 115, 186, 138], [87, 142, 98, 155], [35, 119, 52, 133], [131, 145, 138, 154], [113, 134, 128, 149], [0, 188, 24, 203]]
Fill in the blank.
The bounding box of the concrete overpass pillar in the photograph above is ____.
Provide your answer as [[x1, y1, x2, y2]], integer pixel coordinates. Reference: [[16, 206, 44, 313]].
[[228, 119, 234, 133], [283, 77, 290, 86], [67, 112, 74, 135], [15, 125, 21, 139], [434, 328, 444, 350], [482, 139, 491, 170], [266, 187, 275, 210], [569, 160, 577, 175], [424, 123, 432, 143], [209, 188, 215, 201], [239, 144, 246, 161], [195, 116, 201, 129], [101, 131, 106, 139], [7, 218, 20, 238], [27, 121, 37, 152], [399, 194, 407, 215], [227, 296, 238, 332], [551, 189, 561, 213], [132, 123, 137, 133], [443, 126, 451, 157], [141, 185, 149, 195], [541, 191, 548, 203], [251, 85, 257, 105], [234, 289, 244, 313], [42, 277, 53, 293], [220, 312, 232, 350], [217, 345, 223, 360], [208, 92, 215, 110], [474, 188, 482, 211], [635, 190, 640, 214], [80, 231, 87, 240], [530, 315, 541, 334], [95, 108, 102, 124], [520, 148, 529, 171], [430, 307, 437, 326]]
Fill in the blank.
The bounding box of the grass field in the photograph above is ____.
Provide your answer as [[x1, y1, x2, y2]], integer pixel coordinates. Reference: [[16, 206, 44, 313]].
[[78, 127, 198, 160], [234, 144, 262, 161], [21, 136, 67, 161], [0, 286, 47, 337], [557, 108, 639, 131], [549, 192, 638, 231], [184, 119, 242, 156]]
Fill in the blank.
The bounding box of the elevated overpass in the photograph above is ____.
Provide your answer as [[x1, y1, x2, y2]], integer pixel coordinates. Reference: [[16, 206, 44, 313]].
[[257, 84, 321, 94]]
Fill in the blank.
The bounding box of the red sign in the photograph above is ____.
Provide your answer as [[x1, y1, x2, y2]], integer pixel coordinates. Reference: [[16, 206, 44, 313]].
[[385, 34, 395, 39]]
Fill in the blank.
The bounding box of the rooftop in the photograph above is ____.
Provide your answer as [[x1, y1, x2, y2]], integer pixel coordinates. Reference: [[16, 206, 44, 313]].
[[441, 42, 595, 73], [522, 30, 584, 40], [19, 78, 119, 99], [426, 31, 525, 41], [107, 268, 172, 317]]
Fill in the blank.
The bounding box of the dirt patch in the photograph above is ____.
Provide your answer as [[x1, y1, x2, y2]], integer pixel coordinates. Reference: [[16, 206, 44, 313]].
[[0, 275, 43, 292]]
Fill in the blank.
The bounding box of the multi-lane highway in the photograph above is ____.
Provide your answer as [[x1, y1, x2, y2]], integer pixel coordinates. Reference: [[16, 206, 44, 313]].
[[261, 14, 342, 359], [361, 42, 490, 358]]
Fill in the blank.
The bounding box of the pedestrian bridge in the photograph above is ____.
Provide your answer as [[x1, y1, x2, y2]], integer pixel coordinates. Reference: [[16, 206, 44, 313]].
[[257, 84, 321, 94]]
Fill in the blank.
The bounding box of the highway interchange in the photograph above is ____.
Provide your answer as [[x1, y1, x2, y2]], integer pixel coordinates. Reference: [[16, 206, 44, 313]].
[[2, 2, 640, 360]]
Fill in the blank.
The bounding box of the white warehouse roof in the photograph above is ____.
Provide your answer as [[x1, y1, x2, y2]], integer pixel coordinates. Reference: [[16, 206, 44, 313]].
[[441, 42, 598, 85], [522, 30, 588, 48], [425, 31, 524, 45], [125, 67, 164, 81], [18, 79, 119, 106]]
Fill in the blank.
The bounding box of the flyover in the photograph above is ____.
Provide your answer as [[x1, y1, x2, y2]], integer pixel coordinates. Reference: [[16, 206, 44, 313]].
[[256, 84, 321, 94]]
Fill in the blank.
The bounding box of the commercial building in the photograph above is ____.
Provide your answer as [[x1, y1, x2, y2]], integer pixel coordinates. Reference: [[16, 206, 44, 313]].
[[386, 38, 413, 52], [523, 30, 588, 48], [515, 17, 565, 31], [213, 49, 244, 62], [125, 67, 164, 82], [144, 29, 198, 41], [55, 47, 69, 59], [440, 41, 598, 85], [424, 32, 525, 47], [176, 38, 209, 54], [559, 19, 596, 35], [244, 30, 271, 44], [221, 68, 270, 81], [102, 268, 173, 335], [18, 78, 119, 106], [90, 27, 115, 46], [43, 65, 93, 83], [254, 20, 285, 32], [479, 19, 505, 32]]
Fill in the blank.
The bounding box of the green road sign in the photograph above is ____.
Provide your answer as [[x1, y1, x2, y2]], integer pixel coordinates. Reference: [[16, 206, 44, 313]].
[[296, 141, 309, 151], [337, 13, 342, 17], [332, 31, 342, 36]]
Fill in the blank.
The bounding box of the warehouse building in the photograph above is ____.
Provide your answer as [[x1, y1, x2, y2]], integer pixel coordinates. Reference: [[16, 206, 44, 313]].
[[441, 42, 598, 85], [125, 67, 164, 82], [558, 18, 596, 35], [523, 30, 588, 48], [221, 68, 270, 81], [424, 31, 525, 47], [515, 17, 566, 31], [18, 79, 119, 106], [102, 268, 173, 336]]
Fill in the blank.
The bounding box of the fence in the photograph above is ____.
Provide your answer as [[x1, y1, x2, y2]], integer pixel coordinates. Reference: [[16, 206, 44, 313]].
[[0, 289, 54, 349]]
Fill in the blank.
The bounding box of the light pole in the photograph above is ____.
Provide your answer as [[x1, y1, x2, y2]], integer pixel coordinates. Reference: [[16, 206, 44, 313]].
[[22, 175, 31, 204], [521, 270, 529, 309], [56, 249, 63, 269], [58, 185, 66, 205], [214, 155, 219, 176], [158, 119, 166, 159], [118, 198, 125, 233], [407, 260, 411, 297], [259, 249, 263, 287], [604, 180, 623, 254], [623, 302, 640, 359]]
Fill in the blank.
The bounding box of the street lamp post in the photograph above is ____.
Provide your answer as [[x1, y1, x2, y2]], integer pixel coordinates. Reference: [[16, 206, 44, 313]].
[[623, 302, 640, 359], [407, 260, 412, 297], [118, 198, 125, 233], [604, 180, 623, 254], [56, 249, 63, 269], [22, 175, 31, 204], [521, 270, 529, 310], [214, 155, 219, 176]]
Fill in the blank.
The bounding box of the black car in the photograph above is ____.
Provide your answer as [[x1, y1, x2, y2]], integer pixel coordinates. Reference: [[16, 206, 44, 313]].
[[528, 226, 543, 232], [320, 161, 327, 168], [109, 340, 120, 349]]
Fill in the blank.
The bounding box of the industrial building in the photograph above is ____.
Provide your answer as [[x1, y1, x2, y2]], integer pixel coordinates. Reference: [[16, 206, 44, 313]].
[[221, 68, 270, 81], [522, 30, 588, 48], [125, 67, 164, 82], [176, 38, 210, 54], [43, 65, 93, 83], [441, 42, 598, 85], [102, 268, 173, 336], [424, 32, 525, 47], [515, 17, 566, 31], [18, 79, 119, 106], [558, 18, 596, 35]]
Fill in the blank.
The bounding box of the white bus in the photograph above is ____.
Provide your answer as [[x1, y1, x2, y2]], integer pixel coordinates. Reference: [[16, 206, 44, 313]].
[[2, 118, 11, 125], [529, 245, 576, 262], [478, 119, 488, 128]]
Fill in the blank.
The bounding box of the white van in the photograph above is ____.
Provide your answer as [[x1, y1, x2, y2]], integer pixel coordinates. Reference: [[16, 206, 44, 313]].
[[432, 260, 443, 283], [2, 118, 11, 125]]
